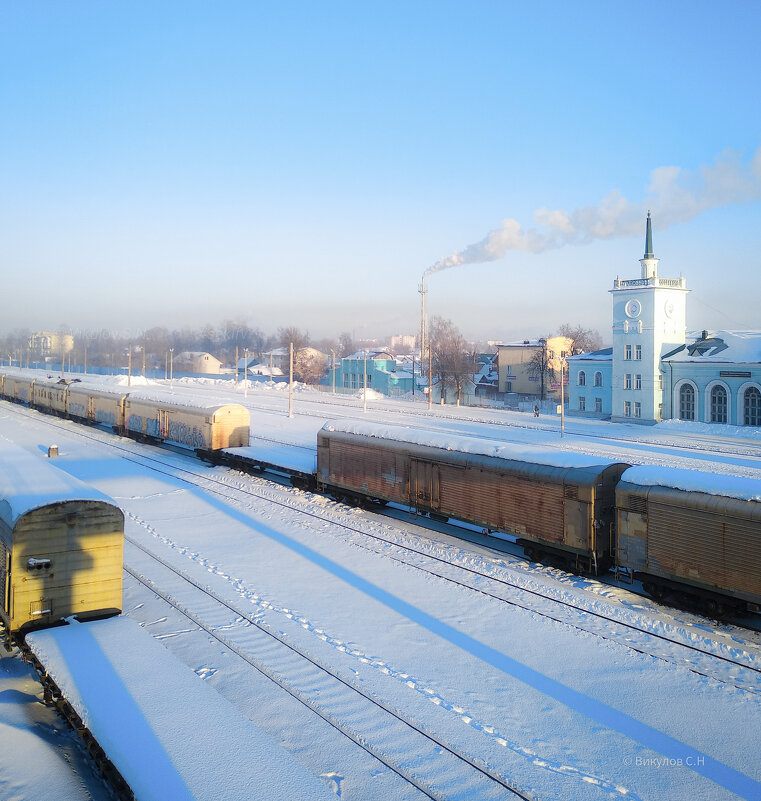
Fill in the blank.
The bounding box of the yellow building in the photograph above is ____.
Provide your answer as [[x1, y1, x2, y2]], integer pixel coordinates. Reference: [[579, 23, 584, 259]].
[[497, 336, 572, 401], [28, 331, 74, 359]]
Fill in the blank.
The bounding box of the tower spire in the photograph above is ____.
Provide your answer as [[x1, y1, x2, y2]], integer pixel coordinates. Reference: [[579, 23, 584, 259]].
[[639, 211, 659, 278], [644, 211, 654, 259]]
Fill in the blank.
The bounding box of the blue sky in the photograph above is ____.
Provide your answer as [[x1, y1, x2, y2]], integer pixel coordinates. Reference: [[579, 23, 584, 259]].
[[2, 2, 760, 344]]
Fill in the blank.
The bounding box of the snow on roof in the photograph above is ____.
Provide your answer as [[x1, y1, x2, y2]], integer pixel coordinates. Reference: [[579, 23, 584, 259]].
[[345, 349, 394, 360], [621, 464, 761, 503], [322, 420, 623, 470], [27, 617, 335, 801], [0, 442, 117, 529], [246, 363, 284, 376], [567, 347, 613, 362], [663, 330, 761, 363]]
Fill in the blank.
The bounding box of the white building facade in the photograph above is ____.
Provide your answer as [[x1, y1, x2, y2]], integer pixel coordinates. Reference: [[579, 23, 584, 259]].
[[609, 213, 689, 423], [568, 214, 761, 426]]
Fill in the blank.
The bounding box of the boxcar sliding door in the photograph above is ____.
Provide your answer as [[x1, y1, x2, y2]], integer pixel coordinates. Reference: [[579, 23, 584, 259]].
[[410, 460, 440, 512]]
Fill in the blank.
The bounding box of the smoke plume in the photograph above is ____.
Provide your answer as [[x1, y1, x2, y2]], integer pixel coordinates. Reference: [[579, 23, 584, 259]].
[[425, 144, 761, 278]]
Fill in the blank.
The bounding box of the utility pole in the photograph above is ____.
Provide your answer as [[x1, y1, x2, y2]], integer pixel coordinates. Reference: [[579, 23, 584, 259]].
[[418, 275, 427, 375], [128, 344, 132, 388], [331, 350, 336, 394], [428, 345, 432, 411], [560, 357, 565, 437], [244, 347, 249, 398], [363, 354, 367, 413], [288, 342, 294, 418]]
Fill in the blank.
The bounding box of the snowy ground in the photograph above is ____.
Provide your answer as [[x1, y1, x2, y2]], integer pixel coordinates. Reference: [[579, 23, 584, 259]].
[[1, 375, 761, 800]]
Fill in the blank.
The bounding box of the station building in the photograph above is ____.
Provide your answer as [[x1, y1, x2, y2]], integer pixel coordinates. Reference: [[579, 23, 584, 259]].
[[567, 214, 761, 425]]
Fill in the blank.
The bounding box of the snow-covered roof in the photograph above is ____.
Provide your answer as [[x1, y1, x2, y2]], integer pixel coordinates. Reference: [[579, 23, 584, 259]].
[[621, 464, 761, 503], [322, 420, 624, 470], [176, 351, 218, 360], [567, 347, 613, 362], [27, 616, 335, 801], [0, 442, 118, 529], [663, 330, 761, 364], [246, 363, 284, 376], [345, 349, 394, 360]]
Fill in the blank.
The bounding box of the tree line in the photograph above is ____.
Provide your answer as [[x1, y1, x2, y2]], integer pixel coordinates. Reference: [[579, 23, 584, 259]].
[[1, 318, 601, 394], [0, 322, 357, 373]]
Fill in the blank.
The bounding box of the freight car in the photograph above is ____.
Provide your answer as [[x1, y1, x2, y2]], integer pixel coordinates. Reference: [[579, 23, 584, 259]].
[[317, 420, 629, 574], [617, 465, 761, 615], [122, 395, 250, 450], [0, 441, 124, 646], [0, 372, 250, 452], [3, 369, 759, 616]]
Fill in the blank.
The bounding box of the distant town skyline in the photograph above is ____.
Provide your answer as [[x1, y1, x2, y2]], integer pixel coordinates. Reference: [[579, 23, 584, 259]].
[[2, 3, 759, 343]]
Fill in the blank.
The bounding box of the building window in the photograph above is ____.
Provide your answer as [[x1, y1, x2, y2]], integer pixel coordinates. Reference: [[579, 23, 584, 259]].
[[635, 374, 642, 390], [635, 345, 642, 360], [744, 386, 761, 426], [624, 344, 632, 360], [679, 384, 695, 421], [506, 381, 512, 392], [658, 373, 663, 390], [594, 397, 602, 413], [594, 371, 602, 387], [634, 402, 641, 418], [624, 373, 632, 390], [578, 397, 586, 411], [624, 401, 631, 417], [578, 370, 586, 386], [710, 385, 728, 423]]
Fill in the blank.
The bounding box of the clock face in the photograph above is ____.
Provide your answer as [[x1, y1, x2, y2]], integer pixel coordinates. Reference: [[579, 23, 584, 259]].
[[625, 299, 641, 319], [664, 299, 675, 318]]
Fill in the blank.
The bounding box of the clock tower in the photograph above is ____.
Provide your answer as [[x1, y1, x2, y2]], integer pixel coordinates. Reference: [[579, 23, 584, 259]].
[[609, 213, 688, 423]]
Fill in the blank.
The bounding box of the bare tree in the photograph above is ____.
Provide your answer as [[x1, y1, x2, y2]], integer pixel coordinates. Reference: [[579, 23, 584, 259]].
[[428, 316, 472, 404], [557, 323, 602, 355], [278, 326, 310, 352], [527, 338, 556, 401], [338, 331, 355, 357]]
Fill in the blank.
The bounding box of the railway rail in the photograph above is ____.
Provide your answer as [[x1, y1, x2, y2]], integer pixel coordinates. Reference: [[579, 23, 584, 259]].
[[5, 400, 761, 690], [124, 536, 532, 801]]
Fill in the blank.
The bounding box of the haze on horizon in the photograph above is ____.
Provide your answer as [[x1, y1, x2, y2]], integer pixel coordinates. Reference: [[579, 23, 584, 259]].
[[2, 2, 759, 344]]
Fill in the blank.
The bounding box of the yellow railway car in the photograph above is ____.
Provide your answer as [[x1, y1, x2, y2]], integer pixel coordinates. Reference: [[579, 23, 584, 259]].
[[0, 442, 124, 641], [122, 396, 250, 450]]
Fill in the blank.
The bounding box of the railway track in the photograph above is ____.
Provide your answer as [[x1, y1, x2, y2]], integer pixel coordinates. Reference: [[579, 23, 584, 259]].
[[5, 400, 761, 692], [124, 536, 532, 801]]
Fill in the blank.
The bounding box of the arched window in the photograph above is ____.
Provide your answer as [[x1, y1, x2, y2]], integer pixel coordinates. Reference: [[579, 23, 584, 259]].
[[594, 371, 602, 387], [710, 385, 727, 424], [679, 384, 695, 421], [578, 370, 586, 387], [744, 386, 761, 426]]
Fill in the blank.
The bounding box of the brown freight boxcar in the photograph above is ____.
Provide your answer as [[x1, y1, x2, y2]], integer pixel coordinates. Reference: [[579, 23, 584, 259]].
[[617, 465, 761, 614], [317, 421, 628, 573]]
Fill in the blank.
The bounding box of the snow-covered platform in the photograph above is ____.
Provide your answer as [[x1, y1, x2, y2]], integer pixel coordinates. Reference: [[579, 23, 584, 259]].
[[27, 617, 334, 801]]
